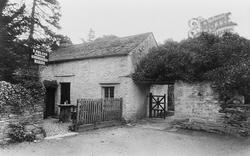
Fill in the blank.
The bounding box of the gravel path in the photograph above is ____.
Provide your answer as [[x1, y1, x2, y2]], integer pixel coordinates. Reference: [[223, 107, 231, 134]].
[[43, 118, 71, 137], [1, 123, 250, 156]]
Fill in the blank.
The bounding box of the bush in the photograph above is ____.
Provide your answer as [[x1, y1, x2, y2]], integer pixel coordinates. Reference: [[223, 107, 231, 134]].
[[0, 80, 43, 114], [0, 81, 34, 114], [13, 67, 45, 101], [8, 123, 36, 143], [133, 32, 250, 102]]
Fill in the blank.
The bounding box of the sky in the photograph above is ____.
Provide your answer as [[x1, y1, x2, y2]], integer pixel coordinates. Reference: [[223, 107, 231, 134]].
[[58, 0, 250, 44]]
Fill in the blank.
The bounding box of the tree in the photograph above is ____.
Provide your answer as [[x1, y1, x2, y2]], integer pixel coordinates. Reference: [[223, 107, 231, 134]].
[[133, 32, 250, 101], [0, 1, 28, 82], [87, 28, 95, 42], [0, 0, 66, 82], [50, 34, 73, 51], [0, 0, 8, 15], [24, 0, 62, 52], [2, 0, 62, 52]]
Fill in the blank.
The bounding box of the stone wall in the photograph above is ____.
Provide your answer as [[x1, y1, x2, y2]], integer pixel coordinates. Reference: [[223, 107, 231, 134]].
[[121, 78, 150, 120], [174, 81, 223, 122], [173, 81, 250, 136], [41, 56, 132, 118], [140, 82, 223, 124], [125, 33, 157, 120], [149, 82, 250, 136], [0, 81, 45, 144], [0, 99, 44, 144]]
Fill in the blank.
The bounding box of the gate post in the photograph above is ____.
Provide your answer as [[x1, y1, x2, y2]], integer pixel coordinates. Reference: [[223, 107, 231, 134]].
[[120, 98, 123, 120], [149, 93, 152, 118], [76, 100, 80, 125], [164, 94, 166, 119]]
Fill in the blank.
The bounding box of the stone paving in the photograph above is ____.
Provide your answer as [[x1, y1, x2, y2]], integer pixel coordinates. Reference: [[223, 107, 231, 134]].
[[42, 118, 71, 137]]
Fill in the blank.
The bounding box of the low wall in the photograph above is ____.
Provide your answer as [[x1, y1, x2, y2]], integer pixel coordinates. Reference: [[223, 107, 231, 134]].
[[0, 81, 45, 144], [174, 81, 223, 122], [0, 112, 44, 144], [150, 82, 250, 136], [173, 81, 250, 136]]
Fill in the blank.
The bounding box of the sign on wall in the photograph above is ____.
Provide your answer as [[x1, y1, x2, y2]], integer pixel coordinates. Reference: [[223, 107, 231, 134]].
[[188, 12, 237, 38], [31, 50, 48, 65]]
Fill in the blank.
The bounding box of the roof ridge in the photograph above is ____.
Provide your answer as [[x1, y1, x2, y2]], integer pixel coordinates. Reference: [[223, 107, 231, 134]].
[[127, 33, 153, 55], [121, 32, 152, 39], [49, 32, 154, 63], [56, 32, 152, 50]]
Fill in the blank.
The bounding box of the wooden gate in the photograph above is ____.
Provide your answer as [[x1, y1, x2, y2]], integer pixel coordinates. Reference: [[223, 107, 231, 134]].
[[74, 98, 123, 126], [149, 93, 166, 119]]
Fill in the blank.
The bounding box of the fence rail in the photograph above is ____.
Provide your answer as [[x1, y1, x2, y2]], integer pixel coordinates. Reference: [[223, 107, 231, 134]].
[[74, 98, 122, 126]]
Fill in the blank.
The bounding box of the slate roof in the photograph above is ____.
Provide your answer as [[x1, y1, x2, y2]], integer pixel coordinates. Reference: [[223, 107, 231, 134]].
[[49, 32, 153, 63]]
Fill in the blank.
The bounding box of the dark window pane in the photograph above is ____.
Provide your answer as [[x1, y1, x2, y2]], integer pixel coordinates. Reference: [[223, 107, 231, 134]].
[[103, 87, 115, 98], [110, 87, 114, 98], [104, 87, 109, 98], [60, 83, 70, 104]]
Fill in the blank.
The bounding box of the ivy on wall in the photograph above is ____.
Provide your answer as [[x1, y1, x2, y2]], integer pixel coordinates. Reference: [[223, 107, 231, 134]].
[[0, 81, 33, 114], [0, 67, 45, 115]]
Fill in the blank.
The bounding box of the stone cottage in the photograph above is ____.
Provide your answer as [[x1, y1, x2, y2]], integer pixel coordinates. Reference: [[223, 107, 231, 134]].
[[40, 32, 158, 120]]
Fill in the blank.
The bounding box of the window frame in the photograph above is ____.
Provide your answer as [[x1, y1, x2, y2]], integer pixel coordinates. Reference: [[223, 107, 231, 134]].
[[102, 86, 115, 99]]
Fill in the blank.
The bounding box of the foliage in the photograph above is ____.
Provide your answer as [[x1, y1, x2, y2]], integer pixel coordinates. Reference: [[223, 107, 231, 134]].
[[133, 32, 250, 101], [0, 0, 71, 82], [12, 68, 45, 100], [50, 34, 73, 50], [8, 123, 26, 142], [20, 0, 62, 52], [8, 123, 36, 143], [0, 1, 29, 82], [0, 81, 35, 114]]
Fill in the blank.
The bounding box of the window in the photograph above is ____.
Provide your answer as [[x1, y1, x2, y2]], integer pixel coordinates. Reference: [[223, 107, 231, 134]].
[[103, 87, 114, 98], [60, 82, 70, 104]]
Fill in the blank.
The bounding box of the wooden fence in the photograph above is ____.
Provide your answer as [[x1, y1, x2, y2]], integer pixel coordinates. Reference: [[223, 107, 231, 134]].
[[74, 98, 123, 126]]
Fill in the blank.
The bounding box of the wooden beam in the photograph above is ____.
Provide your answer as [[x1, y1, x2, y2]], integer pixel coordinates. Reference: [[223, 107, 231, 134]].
[[134, 81, 175, 85]]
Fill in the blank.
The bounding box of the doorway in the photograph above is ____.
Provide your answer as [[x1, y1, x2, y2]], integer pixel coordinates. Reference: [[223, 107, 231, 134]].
[[45, 87, 56, 118], [167, 84, 174, 111], [149, 84, 175, 117], [60, 82, 70, 104]]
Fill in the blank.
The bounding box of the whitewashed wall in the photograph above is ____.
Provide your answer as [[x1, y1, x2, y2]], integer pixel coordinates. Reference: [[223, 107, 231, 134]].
[[40, 34, 157, 120]]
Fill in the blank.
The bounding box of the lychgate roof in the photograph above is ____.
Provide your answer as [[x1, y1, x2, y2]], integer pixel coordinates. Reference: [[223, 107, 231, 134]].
[[49, 32, 153, 63]]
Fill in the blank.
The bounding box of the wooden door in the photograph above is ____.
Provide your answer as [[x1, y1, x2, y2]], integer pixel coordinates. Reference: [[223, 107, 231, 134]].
[[45, 87, 56, 118], [60, 82, 70, 104]]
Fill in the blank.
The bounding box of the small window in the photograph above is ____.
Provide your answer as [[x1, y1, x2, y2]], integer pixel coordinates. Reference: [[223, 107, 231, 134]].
[[103, 87, 114, 98]]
